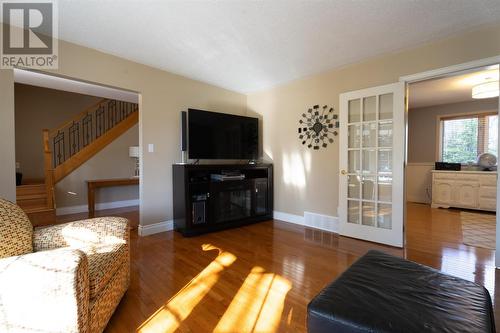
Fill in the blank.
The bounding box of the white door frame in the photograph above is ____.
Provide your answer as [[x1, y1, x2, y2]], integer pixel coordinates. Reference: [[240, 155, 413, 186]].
[[339, 82, 405, 247], [399, 55, 500, 267]]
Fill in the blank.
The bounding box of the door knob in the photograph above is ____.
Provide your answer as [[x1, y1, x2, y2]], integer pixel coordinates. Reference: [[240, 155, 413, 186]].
[[340, 169, 347, 175]]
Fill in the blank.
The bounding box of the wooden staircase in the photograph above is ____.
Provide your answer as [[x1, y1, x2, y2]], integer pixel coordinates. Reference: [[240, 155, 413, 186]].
[[17, 98, 138, 225], [16, 183, 55, 225]]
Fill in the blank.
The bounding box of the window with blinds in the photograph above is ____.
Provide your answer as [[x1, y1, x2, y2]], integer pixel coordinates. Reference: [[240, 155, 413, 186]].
[[440, 113, 498, 163]]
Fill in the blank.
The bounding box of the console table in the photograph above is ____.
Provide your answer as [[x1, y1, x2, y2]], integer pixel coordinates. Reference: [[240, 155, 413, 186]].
[[86, 178, 139, 217]]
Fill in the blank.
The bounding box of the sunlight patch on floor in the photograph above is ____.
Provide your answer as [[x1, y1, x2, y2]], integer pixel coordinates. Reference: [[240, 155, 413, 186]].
[[214, 266, 292, 333], [137, 244, 236, 333]]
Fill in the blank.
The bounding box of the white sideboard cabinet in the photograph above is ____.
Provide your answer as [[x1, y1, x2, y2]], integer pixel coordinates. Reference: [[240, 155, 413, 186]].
[[431, 170, 497, 212]]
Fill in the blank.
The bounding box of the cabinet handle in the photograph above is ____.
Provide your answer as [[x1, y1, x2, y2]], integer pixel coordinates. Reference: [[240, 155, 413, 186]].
[[255, 188, 259, 193]]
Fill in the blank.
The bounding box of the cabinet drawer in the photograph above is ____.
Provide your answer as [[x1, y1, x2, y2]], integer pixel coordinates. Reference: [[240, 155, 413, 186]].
[[479, 198, 497, 211], [433, 173, 456, 180], [479, 174, 497, 185], [455, 175, 479, 182], [479, 186, 497, 199]]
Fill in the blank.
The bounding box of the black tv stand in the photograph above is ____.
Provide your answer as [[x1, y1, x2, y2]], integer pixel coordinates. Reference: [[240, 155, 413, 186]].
[[172, 163, 273, 236]]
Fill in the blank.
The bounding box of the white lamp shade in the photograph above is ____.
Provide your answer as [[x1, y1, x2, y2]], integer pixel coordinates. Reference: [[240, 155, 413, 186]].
[[472, 81, 499, 99], [129, 146, 139, 158]]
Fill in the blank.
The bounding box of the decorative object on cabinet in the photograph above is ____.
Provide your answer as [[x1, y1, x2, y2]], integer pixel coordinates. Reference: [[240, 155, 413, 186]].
[[298, 105, 339, 150], [431, 170, 496, 212], [477, 152, 497, 171], [435, 162, 461, 171]]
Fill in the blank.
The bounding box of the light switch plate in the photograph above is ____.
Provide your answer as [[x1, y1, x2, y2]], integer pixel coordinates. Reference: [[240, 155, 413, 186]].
[[148, 144, 154, 153]]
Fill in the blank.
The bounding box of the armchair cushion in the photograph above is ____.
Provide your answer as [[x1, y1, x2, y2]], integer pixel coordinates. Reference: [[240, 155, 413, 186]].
[[33, 217, 130, 299], [0, 199, 33, 259], [0, 248, 89, 333], [33, 217, 129, 251]]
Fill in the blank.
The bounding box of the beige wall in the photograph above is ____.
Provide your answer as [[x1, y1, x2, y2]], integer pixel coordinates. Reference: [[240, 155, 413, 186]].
[[0, 33, 246, 226], [0, 70, 15, 202], [15, 84, 102, 180], [408, 98, 498, 163], [247, 23, 500, 217]]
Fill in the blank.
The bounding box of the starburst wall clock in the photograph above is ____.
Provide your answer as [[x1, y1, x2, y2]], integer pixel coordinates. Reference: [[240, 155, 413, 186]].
[[298, 105, 339, 150]]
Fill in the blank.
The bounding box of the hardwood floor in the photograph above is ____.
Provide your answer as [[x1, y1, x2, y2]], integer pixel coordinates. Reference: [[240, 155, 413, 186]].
[[81, 203, 498, 332]]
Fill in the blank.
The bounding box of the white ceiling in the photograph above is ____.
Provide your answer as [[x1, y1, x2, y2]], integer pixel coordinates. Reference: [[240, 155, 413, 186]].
[[14, 69, 139, 103], [51, 1, 500, 92], [409, 66, 499, 108]]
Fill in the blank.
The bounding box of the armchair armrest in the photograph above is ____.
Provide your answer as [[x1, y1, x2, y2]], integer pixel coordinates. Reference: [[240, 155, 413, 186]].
[[0, 248, 89, 333], [33, 217, 130, 251]]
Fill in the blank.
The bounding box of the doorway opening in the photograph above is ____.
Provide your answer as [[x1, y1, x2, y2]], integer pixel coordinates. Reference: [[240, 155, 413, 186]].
[[13, 69, 141, 227], [406, 64, 499, 251]]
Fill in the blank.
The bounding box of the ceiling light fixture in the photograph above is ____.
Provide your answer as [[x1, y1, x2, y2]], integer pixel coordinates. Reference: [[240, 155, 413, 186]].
[[472, 80, 499, 99]]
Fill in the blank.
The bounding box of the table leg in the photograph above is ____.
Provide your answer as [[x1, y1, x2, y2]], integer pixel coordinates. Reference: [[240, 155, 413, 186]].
[[88, 184, 95, 218]]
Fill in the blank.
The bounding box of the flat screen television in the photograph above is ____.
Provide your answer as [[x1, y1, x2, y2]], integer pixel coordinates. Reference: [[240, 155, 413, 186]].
[[188, 109, 259, 160]]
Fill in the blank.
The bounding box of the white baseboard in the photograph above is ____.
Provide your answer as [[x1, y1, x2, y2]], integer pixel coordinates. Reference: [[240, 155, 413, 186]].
[[138, 220, 174, 236], [273, 211, 304, 225], [273, 210, 338, 233], [56, 199, 139, 216]]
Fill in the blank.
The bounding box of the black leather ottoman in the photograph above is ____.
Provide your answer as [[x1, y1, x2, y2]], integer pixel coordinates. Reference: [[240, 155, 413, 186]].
[[307, 250, 495, 333]]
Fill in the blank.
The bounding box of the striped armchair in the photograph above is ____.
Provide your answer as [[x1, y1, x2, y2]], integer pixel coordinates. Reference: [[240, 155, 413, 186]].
[[0, 199, 130, 333]]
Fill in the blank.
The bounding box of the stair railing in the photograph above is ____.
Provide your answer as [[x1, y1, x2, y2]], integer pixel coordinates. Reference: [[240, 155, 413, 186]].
[[41, 98, 138, 210], [48, 99, 138, 169]]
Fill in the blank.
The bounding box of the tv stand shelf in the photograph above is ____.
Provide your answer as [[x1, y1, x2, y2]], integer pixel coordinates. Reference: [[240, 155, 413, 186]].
[[173, 163, 273, 236]]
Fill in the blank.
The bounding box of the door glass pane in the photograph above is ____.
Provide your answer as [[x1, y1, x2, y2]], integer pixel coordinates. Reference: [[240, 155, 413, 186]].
[[348, 200, 360, 224], [348, 125, 360, 148], [378, 150, 392, 173], [348, 175, 360, 199], [362, 149, 377, 174], [362, 202, 376, 226], [378, 175, 392, 202], [379, 93, 393, 120], [377, 203, 392, 229], [362, 123, 377, 148], [378, 122, 392, 147], [362, 175, 376, 200], [363, 96, 376, 121], [348, 150, 360, 173], [348, 99, 361, 123], [344, 91, 396, 234]]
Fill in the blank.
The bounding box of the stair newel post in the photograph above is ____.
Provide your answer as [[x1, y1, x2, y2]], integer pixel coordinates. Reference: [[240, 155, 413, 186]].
[[42, 129, 55, 210]]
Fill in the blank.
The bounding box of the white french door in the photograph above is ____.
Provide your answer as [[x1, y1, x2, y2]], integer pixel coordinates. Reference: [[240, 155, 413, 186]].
[[339, 82, 405, 247]]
